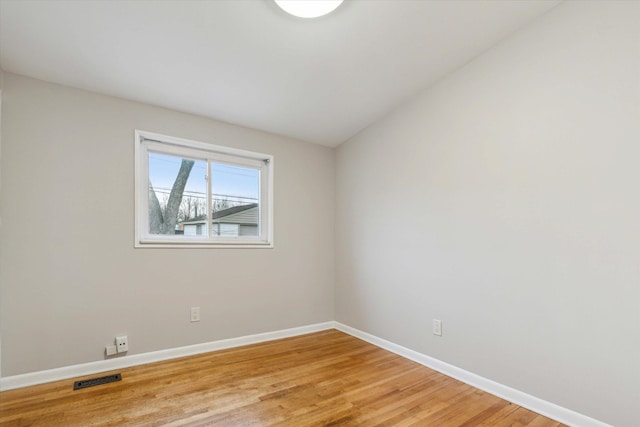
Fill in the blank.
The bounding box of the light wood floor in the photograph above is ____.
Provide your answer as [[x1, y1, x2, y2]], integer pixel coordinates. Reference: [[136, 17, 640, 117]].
[[0, 330, 564, 426]]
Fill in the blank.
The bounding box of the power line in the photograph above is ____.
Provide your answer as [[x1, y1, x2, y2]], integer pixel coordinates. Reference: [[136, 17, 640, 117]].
[[150, 187, 257, 202]]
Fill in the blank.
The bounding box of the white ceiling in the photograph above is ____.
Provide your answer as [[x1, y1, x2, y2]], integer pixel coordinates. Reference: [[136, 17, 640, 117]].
[[0, 0, 560, 147]]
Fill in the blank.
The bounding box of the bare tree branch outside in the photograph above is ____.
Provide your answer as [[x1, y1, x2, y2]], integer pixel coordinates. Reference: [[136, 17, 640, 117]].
[[149, 159, 195, 234]]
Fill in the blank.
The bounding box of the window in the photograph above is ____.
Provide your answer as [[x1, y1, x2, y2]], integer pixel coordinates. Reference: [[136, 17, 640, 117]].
[[135, 130, 273, 248]]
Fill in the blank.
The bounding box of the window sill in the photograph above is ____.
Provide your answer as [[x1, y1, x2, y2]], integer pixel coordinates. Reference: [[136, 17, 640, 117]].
[[135, 240, 274, 249]]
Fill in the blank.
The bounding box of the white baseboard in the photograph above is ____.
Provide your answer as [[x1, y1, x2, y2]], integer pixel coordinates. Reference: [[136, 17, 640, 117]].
[[334, 322, 611, 427], [0, 320, 613, 427], [0, 321, 335, 392]]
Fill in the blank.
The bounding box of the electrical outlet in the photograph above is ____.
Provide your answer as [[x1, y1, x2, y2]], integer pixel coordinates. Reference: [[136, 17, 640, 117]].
[[433, 319, 442, 336], [191, 307, 200, 322], [105, 345, 117, 356], [115, 336, 129, 353]]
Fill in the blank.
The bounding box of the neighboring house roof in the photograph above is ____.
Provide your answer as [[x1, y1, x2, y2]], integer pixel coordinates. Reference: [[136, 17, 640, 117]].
[[181, 203, 258, 226]]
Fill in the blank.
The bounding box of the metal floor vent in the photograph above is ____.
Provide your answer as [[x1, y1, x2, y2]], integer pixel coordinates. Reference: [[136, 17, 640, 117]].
[[73, 373, 122, 390]]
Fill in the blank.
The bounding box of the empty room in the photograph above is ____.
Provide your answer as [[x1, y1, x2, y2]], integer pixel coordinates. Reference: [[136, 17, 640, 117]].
[[0, 0, 638, 426]]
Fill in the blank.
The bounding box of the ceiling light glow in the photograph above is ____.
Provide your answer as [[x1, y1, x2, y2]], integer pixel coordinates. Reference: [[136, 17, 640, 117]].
[[274, 0, 344, 19]]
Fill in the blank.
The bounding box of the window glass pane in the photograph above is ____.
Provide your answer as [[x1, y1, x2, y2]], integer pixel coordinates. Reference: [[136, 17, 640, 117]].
[[211, 163, 260, 237], [148, 152, 207, 236]]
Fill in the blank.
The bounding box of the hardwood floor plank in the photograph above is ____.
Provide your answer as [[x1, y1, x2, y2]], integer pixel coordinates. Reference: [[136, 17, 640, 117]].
[[0, 330, 565, 426]]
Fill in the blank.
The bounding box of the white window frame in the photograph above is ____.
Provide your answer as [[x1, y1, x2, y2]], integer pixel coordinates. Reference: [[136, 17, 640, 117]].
[[134, 130, 273, 248]]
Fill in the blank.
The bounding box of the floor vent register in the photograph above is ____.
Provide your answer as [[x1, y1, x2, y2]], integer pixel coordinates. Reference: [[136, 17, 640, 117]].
[[73, 373, 122, 390]]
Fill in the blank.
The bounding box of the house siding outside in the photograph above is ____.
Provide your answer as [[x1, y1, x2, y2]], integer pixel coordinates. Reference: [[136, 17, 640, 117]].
[[182, 205, 259, 237]]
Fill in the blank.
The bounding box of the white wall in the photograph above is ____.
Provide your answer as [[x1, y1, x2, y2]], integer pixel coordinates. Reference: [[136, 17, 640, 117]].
[[0, 70, 3, 379], [336, 2, 639, 426], [0, 73, 335, 376]]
